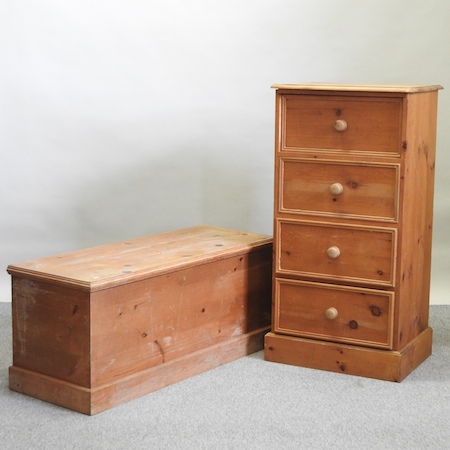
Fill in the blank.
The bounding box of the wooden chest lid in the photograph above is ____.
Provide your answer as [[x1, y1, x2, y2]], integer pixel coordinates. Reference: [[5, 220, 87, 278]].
[[7, 226, 272, 292]]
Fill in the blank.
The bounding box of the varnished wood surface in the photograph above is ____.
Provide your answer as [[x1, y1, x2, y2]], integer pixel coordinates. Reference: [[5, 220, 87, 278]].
[[276, 220, 396, 287], [7, 226, 272, 292], [9, 226, 273, 413], [265, 328, 432, 382], [272, 83, 443, 93], [89, 249, 272, 386], [279, 158, 399, 221], [267, 83, 441, 380], [10, 326, 269, 415], [393, 90, 438, 348], [11, 279, 91, 386], [282, 94, 403, 153], [273, 279, 394, 349]]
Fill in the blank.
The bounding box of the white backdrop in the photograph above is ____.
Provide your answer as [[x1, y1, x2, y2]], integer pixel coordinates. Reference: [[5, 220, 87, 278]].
[[1, 0, 449, 304]]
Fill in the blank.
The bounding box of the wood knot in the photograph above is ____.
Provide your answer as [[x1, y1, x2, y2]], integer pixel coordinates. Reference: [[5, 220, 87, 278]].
[[370, 305, 382, 317]]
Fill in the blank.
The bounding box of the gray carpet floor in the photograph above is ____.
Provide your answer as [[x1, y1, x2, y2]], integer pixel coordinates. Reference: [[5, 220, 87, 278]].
[[0, 302, 449, 450]]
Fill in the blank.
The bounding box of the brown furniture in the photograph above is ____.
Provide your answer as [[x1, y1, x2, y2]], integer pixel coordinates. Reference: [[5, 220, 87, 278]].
[[264, 83, 442, 381], [8, 226, 272, 414]]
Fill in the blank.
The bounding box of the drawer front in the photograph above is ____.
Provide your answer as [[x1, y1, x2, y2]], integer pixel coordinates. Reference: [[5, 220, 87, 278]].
[[274, 278, 394, 349], [276, 220, 396, 287], [279, 159, 399, 221], [281, 94, 403, 154]]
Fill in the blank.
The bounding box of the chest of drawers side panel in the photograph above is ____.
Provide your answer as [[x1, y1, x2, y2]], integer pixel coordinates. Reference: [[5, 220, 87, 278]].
[[393, 90, 439, 350]]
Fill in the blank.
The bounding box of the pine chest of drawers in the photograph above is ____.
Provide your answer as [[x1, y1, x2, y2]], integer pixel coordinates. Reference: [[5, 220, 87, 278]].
[[264, 83, 442, 381], [8, 226, 272, 414]]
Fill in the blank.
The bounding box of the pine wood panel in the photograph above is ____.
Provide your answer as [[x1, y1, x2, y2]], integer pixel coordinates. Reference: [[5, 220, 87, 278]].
[[393, 90, 439, 349], [273, 279, 394, 349], [281, 95, 403, 154], [276, 220, 396, 287], [11, 278, 91, 386], [8, 226, 271, 291], [266, 83, 441, 381], [89, 250, 271, 386], [279, 158, 399, 221], [10, 326, 268, 415], [8, 226, 273, 413], [272, 83, 443, 93], [265, 327, 432, 382]]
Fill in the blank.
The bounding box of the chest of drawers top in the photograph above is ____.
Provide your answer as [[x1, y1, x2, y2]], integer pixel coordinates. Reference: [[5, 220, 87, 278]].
[[272, 83, 443, 93]]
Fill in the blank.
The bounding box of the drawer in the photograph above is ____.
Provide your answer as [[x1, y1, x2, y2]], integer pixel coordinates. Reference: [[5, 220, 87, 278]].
[[276, 220, 396, 287], [280, 94, 403, 154], [279, 158, 399, 221], [273, 278, 394, 349]]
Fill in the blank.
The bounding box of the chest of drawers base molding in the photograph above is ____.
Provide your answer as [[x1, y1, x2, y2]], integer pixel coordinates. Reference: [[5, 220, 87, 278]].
[[8, 226, 272, 414], [265, 327, 432, 382], [264, 83, 442, 381]]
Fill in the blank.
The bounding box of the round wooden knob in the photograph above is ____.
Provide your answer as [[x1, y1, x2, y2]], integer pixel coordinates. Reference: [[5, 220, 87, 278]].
[[327, 246, 340, 259], [334, 119, 347, 131], [329, 183, 344, 195], [325, 307, 338, 320]]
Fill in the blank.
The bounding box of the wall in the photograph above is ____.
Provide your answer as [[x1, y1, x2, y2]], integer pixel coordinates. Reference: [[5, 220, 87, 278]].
[[1, 0, 449, 303]]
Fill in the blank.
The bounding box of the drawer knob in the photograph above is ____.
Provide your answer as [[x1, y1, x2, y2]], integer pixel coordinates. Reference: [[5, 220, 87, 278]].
[[327, 246, 341, 259], [334, 119, 347, 131], [325, 307, 338, 320], [329, 183, 344, 195]]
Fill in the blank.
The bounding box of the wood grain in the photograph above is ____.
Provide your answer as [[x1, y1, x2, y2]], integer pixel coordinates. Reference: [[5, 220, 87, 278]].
[[272, 83, 443, 93], [276, 220, 396, 287], [279, 158, 400, 221], [7, 226, 271, 292], [282, 94, 403, 153], [10, 326, 268, 415], [267, 83, 441, 381], [8, 226, 273, 413], [273, 279, 394, 349], [265, 327, 432, 382]]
